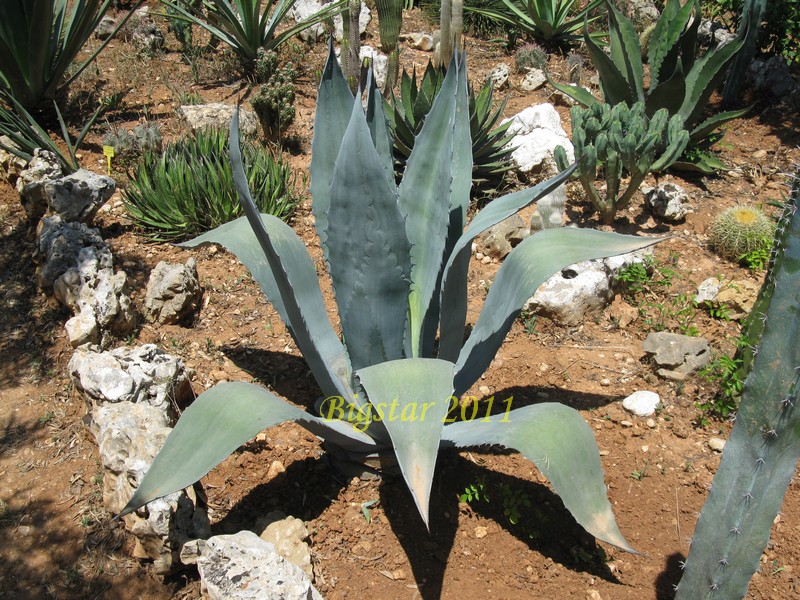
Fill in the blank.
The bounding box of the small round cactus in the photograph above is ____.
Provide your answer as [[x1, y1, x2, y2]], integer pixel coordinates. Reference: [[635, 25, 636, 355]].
[[708, 205, 775, 261], [514, 43, 547, 73]]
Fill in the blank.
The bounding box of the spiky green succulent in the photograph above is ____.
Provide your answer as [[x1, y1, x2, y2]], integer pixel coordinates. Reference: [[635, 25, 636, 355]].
[[385, 62, 516, 198], [708, 204, 775, 262], [120, 43, 660, 556]]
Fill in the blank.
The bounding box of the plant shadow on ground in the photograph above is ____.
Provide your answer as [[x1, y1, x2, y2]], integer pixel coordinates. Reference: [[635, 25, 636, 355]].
[[0, 203, 66, 389], [655, 552, 687, 600]]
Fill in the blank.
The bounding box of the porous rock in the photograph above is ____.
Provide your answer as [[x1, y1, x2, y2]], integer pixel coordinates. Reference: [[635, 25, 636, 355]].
[[643, 182, 690, 222], [0, 135, 28, 186], [143, 258, 203, 325], [404, 32, 434, 51], [478, 214, 528, 259], [69, 343, 193, 421], [94, 402, 209, 574], [501, 104, 574, 177], [748, 55, 797, 99], [486, 64, 510, 90], [45, 169, 116, 224], [16, 149, 63, 223], [520, 68, 546, 92], [179, 104, 259, 137], [197, 531, 322, 600], [525, 249, 652, 325], [35, 216, 110, 291], [95, 15, 118, 40], [694, 276, 723, 304], [643, 331, 710, 381]]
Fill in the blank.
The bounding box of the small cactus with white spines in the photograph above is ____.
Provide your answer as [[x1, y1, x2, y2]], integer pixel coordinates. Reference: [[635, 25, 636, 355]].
[[708, 204, 775, 262]]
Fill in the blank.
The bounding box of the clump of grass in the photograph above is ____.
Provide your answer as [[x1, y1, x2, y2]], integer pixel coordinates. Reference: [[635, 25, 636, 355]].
[[124, 128, 299, 242]]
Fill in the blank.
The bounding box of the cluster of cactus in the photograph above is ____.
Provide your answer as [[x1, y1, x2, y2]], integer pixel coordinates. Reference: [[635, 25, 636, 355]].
[[514, 42, 548, 72], [250, 49, 297, 140], [385, 62, 516, 197], [708, 204, 775, 264], [102, 122, 163, 167], [550, 0, 748, 173], [555, 101, 689, 224], [676, 175, 800, 599]]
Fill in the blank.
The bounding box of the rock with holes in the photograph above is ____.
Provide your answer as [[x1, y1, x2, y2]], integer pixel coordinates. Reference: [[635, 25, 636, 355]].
[[501, 104, 574, 177], [0, 135, 28, 186], [34, 216, 110, 291], [486, 64, 510, 90], [524, 249, 652, 325], [143, 258, 203, 325], [93, 401, 209, 574], [642, 331, 711, 381], [520, 68, 546, 92], [45, 169, 116, 224], [16, 149, 64, 223], [478, 214, 528, 259], [643, 182, 690, 222], [68, 343, 193, 422], [197, 531, 322, 600]]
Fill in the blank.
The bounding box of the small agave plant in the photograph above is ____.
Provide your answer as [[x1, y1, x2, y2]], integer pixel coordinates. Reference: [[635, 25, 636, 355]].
[[122, 43, 659, 553]]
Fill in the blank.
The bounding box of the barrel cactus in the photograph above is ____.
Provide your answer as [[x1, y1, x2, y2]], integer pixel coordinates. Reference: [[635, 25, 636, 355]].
[[708, 204, 775, 263]]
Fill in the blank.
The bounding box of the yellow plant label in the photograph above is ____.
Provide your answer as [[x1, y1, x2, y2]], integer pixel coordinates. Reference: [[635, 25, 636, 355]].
[[102, 145, 114, 175]]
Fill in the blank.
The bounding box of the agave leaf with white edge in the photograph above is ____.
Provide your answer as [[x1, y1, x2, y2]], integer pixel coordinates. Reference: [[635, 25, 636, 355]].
[[357, 358, 455, 527], [120, 382, 380, 516], [442, 403, 636, 552], [454, 228, 660, 395]]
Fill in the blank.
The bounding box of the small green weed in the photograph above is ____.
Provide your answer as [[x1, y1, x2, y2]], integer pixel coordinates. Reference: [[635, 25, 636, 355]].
[[460, 477, 488, 503], [631, 461, 650, 481]]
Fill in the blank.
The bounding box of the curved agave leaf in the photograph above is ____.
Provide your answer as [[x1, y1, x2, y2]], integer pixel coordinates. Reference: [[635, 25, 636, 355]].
[[184, 111, 354, 404], [454, 228, 661, 395], [120, 382, 381, 517], [441, 403, 635, 552], [437, 166, 577, 362], [647, 0, 696, 90], [584, 14, 636, 106], [545, 75, 599, 107], [357, 358, 455, 527], [364, 68, 395, 185], [326, 93, 411, 371], [606, 3, 644, 102], [689, 105, 750, 146], [398, 54, 460, 356], [645, 58, 686, 118], [310, 39, 354, 256]]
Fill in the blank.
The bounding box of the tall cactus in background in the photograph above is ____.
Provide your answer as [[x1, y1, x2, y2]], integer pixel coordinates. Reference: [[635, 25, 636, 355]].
[[723, 0, 766, 104], [675, 174, 800, 599], [438, 0, 463, 67], [555, 102, 688, 224], [374, 0, 403, 93], [340, 0, 361, 91]]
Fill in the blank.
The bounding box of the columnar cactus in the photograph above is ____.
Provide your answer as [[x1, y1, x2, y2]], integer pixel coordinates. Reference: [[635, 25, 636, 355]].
[[555, 101, 688, 224], [676, 174, 800, 598]]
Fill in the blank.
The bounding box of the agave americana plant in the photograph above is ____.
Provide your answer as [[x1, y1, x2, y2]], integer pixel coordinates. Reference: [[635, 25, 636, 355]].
[[550, 0, 748, 172], [162, 0, 346, 62], [122, 44, 659, 553]]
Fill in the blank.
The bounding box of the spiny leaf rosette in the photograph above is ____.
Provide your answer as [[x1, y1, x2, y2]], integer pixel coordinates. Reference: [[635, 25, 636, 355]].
[[121, 43, 660, 553]]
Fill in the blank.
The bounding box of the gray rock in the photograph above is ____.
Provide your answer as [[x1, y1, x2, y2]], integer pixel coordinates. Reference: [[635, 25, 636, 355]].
[[95, 15, 118, 40], [359, 46, 389, 91], [130, 19, 165, 54], [643, 331, 711, 381], [694, 276, 723, 304], [45, 169, 116, 224], [94, 402, 209, 574], [525, 249, 651, 325], [16, 149, 64, 223], [501, 104, 574, 177], [179, 104, 259, 137], [520, 68, 546, 92], [68, 343, 193, 421], [405, 32, 434, 51], [290, 0, 370, 42], [530, 185, 567, 230], [710, 278, 759, 321], [143, 258, 203, 325], [64, 308, 100, 348], [622, 390, 660, 417], [643, 182, 690, 222], [0, 135, 28, 186], [625, 0, 660, 29], [486, 64, 510, 90], [698, 20, 737, 49], [197, 531, 323, 600], [748, 55, 797, 99], [478, 215, 528, 259], [708, 437, 726, 452], [52, 243, 136, 341], [259, 516, 313, 578], [34, 216, 110, 290]]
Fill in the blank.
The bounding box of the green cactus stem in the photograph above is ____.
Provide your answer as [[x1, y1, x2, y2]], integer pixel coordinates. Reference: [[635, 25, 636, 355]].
[[708, 204, 775, 261], [675, 174, 800, 599]]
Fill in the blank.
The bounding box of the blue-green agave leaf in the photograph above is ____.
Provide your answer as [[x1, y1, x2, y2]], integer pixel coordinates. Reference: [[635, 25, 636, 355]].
[[310, 39, 354, 256], [326, 94, 411, 371], [606, 4, 644, 103], [441, 403, 636, 552], [647, 0, 696, 90], [438, 166, 577, 362], [121, 382, 380, 516], [689, 105, 750, 145], [454, 228, 660, 395], [398, 53, 459, 356], [364, 68, 395, 186], [185, 111, 354, 403], [584, 15, 636, 105], [546, 75, 599, 107], [357, 358, 455, 527]]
